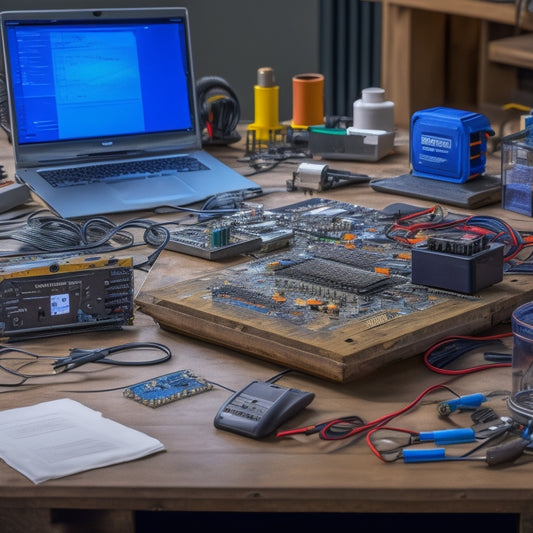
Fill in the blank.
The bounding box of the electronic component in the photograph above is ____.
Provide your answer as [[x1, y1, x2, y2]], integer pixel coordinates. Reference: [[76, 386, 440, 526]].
[[411, 243, 504, 294], [166, 224, 262, 260], [195, 198, 452, 325], [0, 253, 134, 340], [138, 198, 527, 383], [287, 162, 370, 192], [410, 107, 494, 183], [308, 87, 395, 162], [214, 380, 315, 439], [427, 232, 487, 256], [166, 202, 294, 260], [272, 257, 391, 294], [124, 370, 213, 408]]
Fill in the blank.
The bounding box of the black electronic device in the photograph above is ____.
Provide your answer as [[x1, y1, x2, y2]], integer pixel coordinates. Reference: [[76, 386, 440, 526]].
[[213, 380, 315, 439], [411, 242, 504, 295], [0, 253, 134, 340]]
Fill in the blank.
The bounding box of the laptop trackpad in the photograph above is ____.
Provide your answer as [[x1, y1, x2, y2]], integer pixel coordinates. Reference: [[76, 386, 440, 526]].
[[109, 176, 196, 203]]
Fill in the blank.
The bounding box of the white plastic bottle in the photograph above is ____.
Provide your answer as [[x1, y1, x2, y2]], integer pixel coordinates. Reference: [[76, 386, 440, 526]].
[[352, 87, 394, 132]]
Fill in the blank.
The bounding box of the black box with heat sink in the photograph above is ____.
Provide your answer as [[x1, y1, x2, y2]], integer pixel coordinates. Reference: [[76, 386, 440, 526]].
[[411, 242, 504, 295]]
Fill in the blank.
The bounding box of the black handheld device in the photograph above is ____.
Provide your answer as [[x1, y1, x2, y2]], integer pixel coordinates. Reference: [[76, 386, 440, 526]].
[[214, 380, 315, 439]]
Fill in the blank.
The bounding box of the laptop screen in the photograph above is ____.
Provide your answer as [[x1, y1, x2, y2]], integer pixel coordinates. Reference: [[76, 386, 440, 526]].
[[4, 16, 194, 145]]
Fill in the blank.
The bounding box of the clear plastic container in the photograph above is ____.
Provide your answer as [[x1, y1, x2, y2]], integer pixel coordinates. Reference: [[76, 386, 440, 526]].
[[508, 301, 533, 423], [501, 127, 533, 217]]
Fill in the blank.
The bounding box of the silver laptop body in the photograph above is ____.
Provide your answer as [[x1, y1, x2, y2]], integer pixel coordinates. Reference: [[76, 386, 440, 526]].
[[0, 7, 260, 218]]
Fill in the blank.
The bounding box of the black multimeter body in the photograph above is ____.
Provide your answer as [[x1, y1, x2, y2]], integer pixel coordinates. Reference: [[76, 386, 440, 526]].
[[214, 380, 315, 439]]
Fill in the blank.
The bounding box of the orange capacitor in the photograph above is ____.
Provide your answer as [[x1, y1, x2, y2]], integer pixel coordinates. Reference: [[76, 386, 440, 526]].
[[291, 73, 324, 129], [247, 67, 283, 142]]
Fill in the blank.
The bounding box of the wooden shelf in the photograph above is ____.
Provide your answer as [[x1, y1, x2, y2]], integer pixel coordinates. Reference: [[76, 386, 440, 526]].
[[379, 0, 533, 127], [489, 32, 533, 69], [376, 0, 533, 30]]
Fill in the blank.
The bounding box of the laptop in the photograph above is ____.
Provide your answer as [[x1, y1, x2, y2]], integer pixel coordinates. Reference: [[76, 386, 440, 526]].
[[0, 7, 261, 219]]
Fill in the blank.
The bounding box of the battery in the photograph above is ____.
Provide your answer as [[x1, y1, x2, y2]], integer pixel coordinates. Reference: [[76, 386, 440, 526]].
[[410, 107, 493, 183]]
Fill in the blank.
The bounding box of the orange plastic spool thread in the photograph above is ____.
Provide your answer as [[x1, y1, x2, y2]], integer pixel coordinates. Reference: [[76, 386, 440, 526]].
[[291, 73, 324, 129]]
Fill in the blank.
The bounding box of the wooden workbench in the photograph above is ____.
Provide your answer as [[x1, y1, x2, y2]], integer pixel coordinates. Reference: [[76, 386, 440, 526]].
[[1, 127, 533, 532]]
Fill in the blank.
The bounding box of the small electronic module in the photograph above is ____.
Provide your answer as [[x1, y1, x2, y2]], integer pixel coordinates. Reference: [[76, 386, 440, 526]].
[[124, 370, 213, 408]]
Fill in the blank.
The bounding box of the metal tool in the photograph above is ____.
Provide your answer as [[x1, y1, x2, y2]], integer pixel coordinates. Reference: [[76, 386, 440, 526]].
[[287, 161, 370, 192], [368, 416, 523, 466]]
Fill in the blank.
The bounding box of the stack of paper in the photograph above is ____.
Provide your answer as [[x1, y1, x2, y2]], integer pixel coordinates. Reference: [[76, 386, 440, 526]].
[[0, 398, 165, 484]]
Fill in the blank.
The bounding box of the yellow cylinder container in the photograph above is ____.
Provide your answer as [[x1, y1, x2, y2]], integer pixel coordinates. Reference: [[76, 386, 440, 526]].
[[247, 67, 283, 142]]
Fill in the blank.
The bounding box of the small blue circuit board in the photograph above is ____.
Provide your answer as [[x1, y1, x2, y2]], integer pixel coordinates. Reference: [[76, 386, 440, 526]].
[[123, 370, 213, 408]]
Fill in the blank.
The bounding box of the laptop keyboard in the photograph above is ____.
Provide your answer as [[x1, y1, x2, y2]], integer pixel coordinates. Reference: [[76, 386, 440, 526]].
[[39, 156, 209, 188]]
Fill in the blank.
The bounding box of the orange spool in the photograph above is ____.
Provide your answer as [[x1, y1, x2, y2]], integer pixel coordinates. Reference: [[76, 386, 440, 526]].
[[291, 73, 324, 128]]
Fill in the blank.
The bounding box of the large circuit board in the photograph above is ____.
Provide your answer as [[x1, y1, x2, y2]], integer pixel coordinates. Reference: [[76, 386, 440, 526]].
[[200, 198, 453, 330], [138, 198, 533, 383]]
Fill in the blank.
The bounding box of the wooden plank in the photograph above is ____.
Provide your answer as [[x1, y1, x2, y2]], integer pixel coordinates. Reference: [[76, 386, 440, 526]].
[[489, 33, 533, 70], [380, 0, 533, 29], [381, 4, 413, 128], [447, 15, 480, 108], [478, 21, 519, 106], [136, 271, 533, 384], [409, 10, 447, 112]]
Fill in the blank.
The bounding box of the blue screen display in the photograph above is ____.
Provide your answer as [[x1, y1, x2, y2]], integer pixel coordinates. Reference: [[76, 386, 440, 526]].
[[5, 18, 193, 144]]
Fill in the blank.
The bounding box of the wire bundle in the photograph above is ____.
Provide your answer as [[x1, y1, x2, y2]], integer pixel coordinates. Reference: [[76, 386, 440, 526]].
[[423, 333, 513, 375], [457, 215, 529, 262], [2, 211, 170, 269], [386, 206, 533, 264], [385, 205, 467, 245], [277, 383, 460, 442]]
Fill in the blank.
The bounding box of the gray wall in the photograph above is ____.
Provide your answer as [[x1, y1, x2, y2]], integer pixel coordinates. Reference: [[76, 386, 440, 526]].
[[0, 1, 320, 121]]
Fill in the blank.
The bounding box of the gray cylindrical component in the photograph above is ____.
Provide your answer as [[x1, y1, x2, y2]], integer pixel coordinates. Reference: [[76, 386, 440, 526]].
[[257, 67, 275, 88], [353, 87, 394, 132]]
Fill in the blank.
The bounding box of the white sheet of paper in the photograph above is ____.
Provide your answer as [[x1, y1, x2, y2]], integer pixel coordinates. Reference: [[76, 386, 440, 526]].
[[0, 398, 165, 484]]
